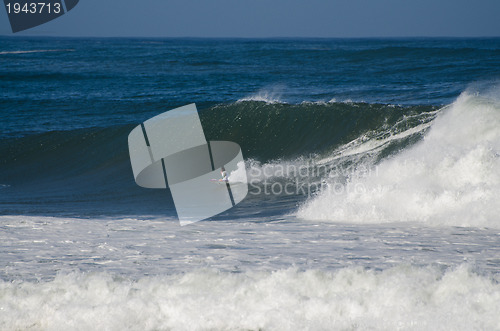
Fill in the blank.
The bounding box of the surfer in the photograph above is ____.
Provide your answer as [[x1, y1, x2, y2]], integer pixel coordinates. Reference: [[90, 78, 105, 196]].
[[221, 167, 228, 182]]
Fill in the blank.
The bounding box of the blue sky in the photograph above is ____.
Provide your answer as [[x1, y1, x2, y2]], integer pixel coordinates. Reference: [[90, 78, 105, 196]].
[[1, 0, 500, 37]]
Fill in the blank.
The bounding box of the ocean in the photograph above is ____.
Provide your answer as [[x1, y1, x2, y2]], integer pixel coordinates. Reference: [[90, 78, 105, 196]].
[[1, 37, 500, 330]]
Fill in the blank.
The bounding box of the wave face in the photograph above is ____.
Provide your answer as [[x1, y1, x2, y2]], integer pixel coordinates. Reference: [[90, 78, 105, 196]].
[[200, 101, 437, 161], [298, 91, 500, 228], [1, 265, 499, 330]]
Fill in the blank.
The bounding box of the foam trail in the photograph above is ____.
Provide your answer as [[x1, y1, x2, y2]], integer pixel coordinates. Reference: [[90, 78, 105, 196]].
[[0, 265, 498, 330], [0, 49, 75, 55], [298, 91, 500, 228]]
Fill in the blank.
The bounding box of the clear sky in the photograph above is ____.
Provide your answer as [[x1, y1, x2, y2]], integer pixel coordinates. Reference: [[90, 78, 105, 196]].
[[1, 0, 500, 38]]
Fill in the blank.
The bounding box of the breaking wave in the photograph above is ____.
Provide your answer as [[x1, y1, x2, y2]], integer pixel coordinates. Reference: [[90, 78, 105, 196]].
[[0, 100, 436, 216], [298, 91, 500, 228]]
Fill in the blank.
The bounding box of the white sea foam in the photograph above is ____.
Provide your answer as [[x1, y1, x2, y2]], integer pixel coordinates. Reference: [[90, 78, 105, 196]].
[[298, 91, 500, 228], [0, 265, 498, 330], [227, 161, 247, 183], [4, 215, 499, 283]]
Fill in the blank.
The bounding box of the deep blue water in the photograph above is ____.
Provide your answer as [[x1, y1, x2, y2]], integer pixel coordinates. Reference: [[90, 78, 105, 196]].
[[2, 37, 500, 134]]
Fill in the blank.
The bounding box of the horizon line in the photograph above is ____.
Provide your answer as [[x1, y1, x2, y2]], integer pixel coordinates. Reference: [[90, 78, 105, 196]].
[[1, 34, 500, 40]]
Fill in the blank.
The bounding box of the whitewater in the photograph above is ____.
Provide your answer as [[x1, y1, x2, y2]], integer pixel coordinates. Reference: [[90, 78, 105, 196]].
[[298, 91, 500, 227]]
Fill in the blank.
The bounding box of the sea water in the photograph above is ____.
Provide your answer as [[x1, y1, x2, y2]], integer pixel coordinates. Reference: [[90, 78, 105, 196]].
[[1, 37, 500, 330]]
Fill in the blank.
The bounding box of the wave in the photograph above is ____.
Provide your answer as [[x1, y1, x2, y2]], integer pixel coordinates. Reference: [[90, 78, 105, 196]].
[[0, 101, 437, 216], [1, 265, 498, 330], [298, 91, 500, 228]]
